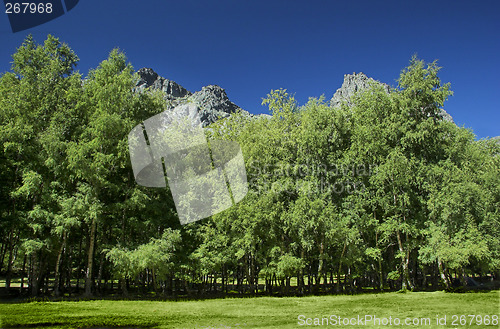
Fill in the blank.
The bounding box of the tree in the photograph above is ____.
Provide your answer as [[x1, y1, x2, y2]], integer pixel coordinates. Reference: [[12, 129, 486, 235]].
[[66, 49, 167, 296], [2, 35, 497, 297], [0, 34, 80, 294]]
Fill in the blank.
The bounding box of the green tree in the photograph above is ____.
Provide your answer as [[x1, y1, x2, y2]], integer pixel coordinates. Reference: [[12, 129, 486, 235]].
[[0, 34, 80, 294]]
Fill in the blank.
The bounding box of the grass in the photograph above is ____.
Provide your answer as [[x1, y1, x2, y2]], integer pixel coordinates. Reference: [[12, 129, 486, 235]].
[[0, 290, 498, 328]]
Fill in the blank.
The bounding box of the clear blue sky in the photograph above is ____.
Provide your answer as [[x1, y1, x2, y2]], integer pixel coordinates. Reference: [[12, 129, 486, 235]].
[[1, 0, 498, 138]]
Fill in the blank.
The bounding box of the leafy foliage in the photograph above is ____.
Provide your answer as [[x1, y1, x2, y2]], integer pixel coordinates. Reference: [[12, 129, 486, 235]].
[[0, 36, 498, 297]]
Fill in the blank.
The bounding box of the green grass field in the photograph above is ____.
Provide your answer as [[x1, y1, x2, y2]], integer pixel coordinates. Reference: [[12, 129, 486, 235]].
[[0, 291, 499, 328]]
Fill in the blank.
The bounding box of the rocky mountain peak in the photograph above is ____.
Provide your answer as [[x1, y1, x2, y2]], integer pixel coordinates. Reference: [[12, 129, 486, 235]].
[[189, 85, 242, 126], [191, 85, 240, 114], [330, 72, 454, 123], [134, 68, 250, 127], [133, 68, 457, 129], [330, 72, 390, 108], [136, 67, 158, 86], [134, 68, 191, 99]]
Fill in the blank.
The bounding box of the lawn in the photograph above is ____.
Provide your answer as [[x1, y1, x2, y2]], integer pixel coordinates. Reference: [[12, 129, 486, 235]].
[[0, 291, 498, 328]]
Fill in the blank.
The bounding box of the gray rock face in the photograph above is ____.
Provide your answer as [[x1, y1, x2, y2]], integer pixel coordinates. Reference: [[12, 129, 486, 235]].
[[134, 68, 252, 127], [330, 72, 390, 108], [135, 68, 456, 129], [135, 68, 191, 99], [189, 85, 242, 126], [330, 72, 454, 123], [438, 109, 454, 123]]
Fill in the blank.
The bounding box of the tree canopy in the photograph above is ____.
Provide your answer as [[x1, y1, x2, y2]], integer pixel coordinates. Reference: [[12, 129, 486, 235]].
[[0, 37, 498, 298]]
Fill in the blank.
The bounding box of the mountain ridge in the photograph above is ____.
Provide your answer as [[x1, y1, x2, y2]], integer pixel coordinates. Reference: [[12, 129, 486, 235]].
[[330, 72, 454, 123], [134, 68, 252, 127], [134, 68, 466, 130]]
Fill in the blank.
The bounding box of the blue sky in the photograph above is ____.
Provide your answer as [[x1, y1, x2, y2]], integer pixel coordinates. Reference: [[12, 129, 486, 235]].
[[0, 0, 498, 138]]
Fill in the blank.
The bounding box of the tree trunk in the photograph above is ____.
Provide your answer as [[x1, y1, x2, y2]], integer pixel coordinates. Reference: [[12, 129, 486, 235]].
[[222, 265, 227, 294], [66, 244, 73, 296], [54, 232, 67, 297], [317, 237, 325, 287], [120, 278, 128, 296], [97, 254, 104, 294], [152, 268, 158, 293], [85, 216, 97, 296], [437, 258, 450, 289], [375, 230, 384, 290], [29, 254, 38, 296], [336, 240, 347, 293], [5, 230, 15, 291], [396, 228, 413, 290], [0, 241, 6, 274], [20, 254, 26, 292], [298, 248, 305, 294], [30, 251, 46, 296], [422, 265, 427, 289]]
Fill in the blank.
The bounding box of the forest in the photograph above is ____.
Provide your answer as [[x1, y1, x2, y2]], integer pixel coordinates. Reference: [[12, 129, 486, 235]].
[[0, 35, 498, 298]]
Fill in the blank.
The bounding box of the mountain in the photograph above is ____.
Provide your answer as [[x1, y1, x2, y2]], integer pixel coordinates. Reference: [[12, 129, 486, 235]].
[[135, 69, 456, 128], [329, 72, 454, 123], [134, 68, 251, 127], [189, 85, 244, 126], [330, 72, 390, 108], [490, 136, 500, 144], [134, 68, 191, 99]]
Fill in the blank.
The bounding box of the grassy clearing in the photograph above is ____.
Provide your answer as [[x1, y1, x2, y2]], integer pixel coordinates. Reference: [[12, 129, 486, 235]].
[[0, 291, 498, 328]]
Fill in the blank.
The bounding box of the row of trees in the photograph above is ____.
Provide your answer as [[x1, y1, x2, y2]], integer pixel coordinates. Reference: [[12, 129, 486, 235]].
[[0, 35, 498, 298]]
